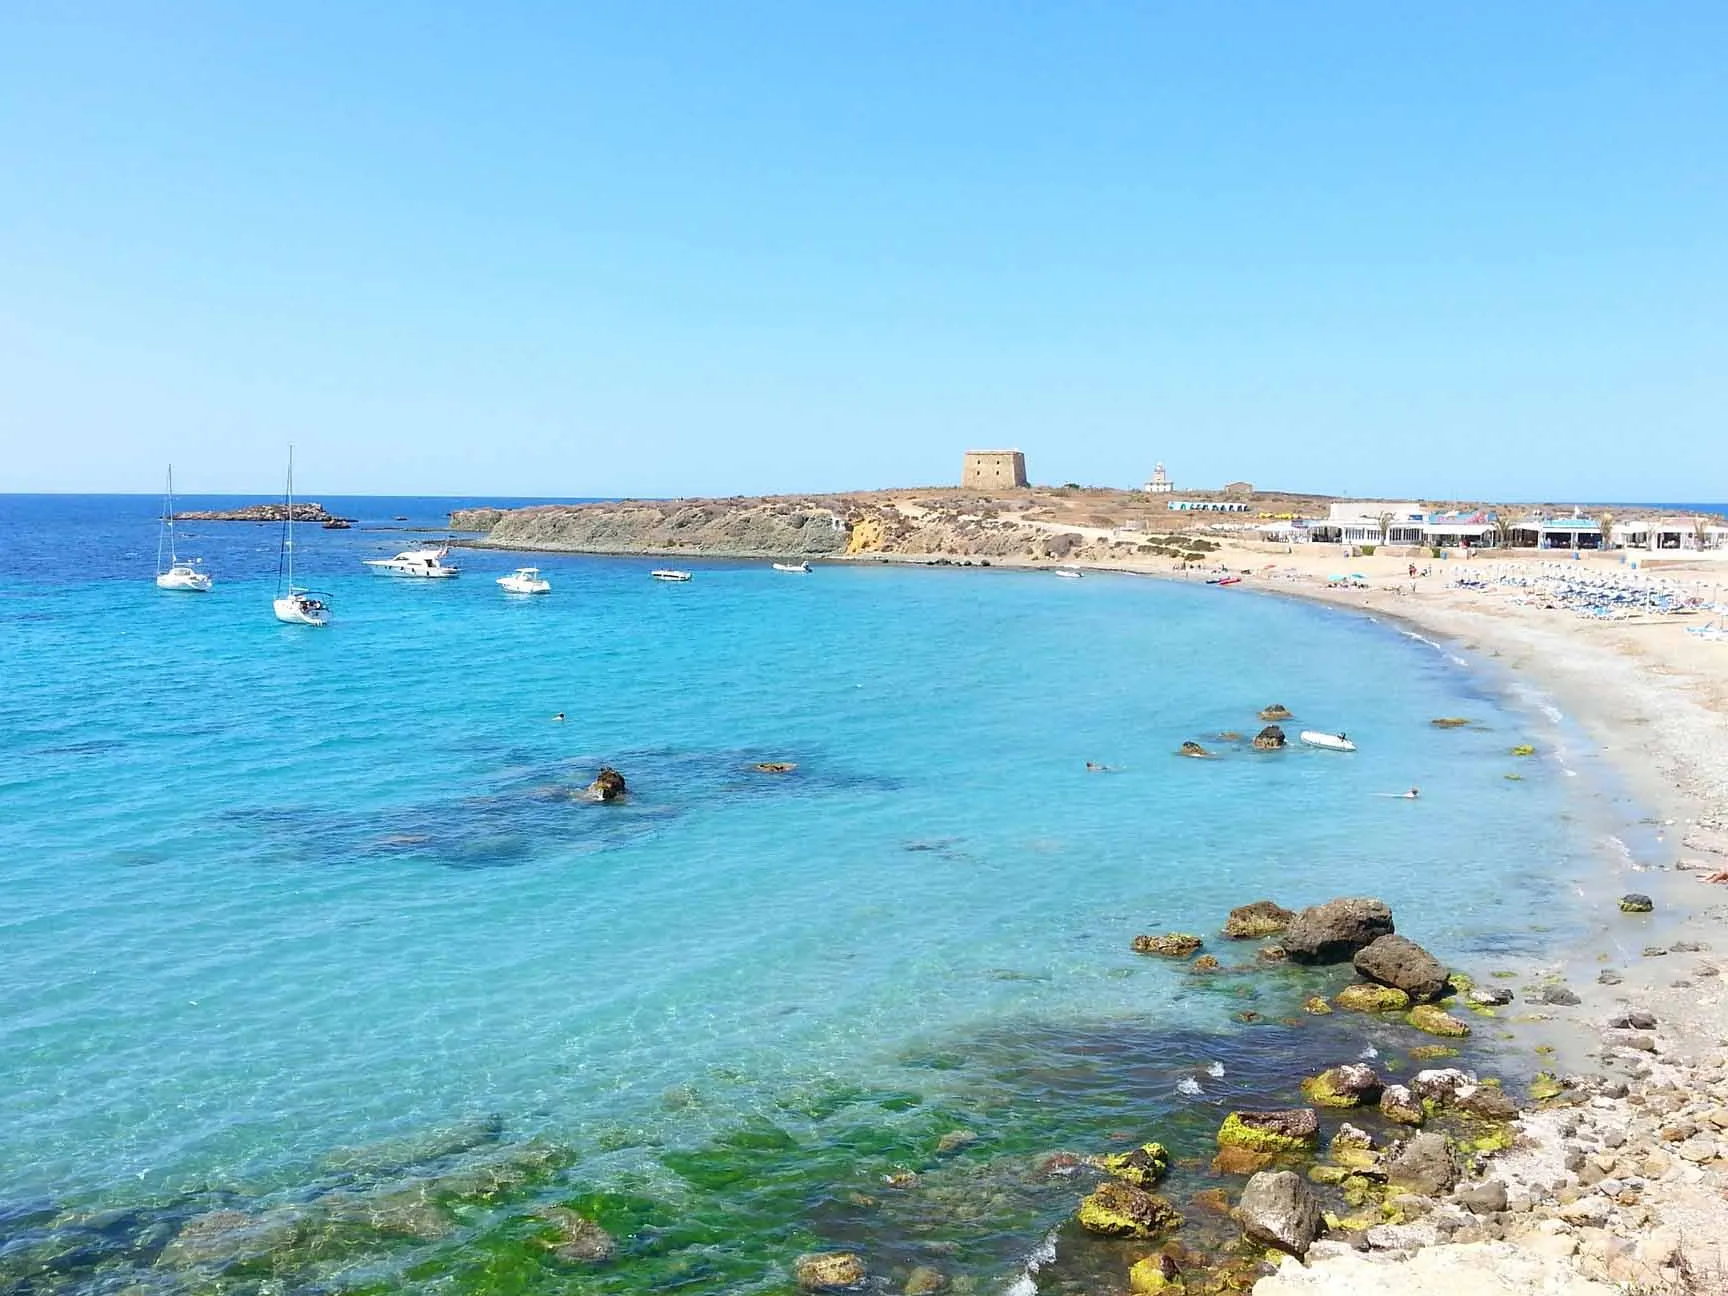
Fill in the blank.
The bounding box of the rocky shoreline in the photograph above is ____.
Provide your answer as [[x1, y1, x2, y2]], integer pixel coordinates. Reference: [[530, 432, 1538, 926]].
[[174, 503, 337, 523]]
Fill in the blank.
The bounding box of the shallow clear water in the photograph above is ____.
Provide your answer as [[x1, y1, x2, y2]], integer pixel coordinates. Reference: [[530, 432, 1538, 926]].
[[0, 495, 1614, 1292]]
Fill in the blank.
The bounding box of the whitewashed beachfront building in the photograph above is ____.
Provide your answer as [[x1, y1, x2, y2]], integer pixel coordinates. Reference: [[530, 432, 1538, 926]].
[[1306, 502, 1427, 546], [1612, 518, 1728, 552], [1168, 499, 1251, 513]]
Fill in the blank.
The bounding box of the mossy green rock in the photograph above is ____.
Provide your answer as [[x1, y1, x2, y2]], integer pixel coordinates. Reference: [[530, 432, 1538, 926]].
[[1129, 1254, 1185, 1293], [794, 1251, 868, 1290], [1530, 1071, 1565, 1102], [1511, 744, 1536, 756], [1217, 1109, 1319, 1155], [1334, 983, 1411, 1013], [1619, 894, 1654, 914], [1407, 1004, 1471, 1037], [1100, 1142, 1170, 1188], [1222, 900, 1295, 939], [1301, 996, 1333, 1015], [1301, 1066, 1381, 1108], [1408, 1044, 1460, 1061], [1076, 1180, 1183, 1238]]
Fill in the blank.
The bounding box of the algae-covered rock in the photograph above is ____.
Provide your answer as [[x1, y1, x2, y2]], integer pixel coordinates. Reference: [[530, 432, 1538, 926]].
[[1619, 893, 1654, 914], [1252, 725, 1288, 750], [1100, 1142, 1170, 1188], [1407, 1044, 1460, 1061], [321, 1114, 505, 1173], [1179, 742, 1210, 758], [905, 1265, 949, 1295], [1211, 1144, 1275, 1175], [1407, 1005, 1471, 1037], [1529, 1071, 1565, 1102], [1217, 1109, 1319, 1155], [1409, 1068, 1477, 1104], [1384, 1132, 1458, 1196], [1327, 1124, 1378, 1170], [1128, 1253, 1185, 1293], [1132, 933, 1204, 959], [1430, 718, 1471, 728], [795, 1251, 868, 1290], [1353, 935, 1449, 1002], [1233, 1170, 1324, 1258], [1301, 996, 1333, 1015], [1223, 900, 1296, 939], [533, 1206, 615, 1262], [156, 1208, 308, 1270], [1510, 744, 1535, 757], [1260, 705, 1294, 721], [1301, 1064, 1382, 1108], [1076, 1180, 1183, 1238], [1379, 1085, 1425, 1126], [1282, 898, 1394, 965], [1191, 955, 1222, 974], [1334, 983, 1411, 1013]]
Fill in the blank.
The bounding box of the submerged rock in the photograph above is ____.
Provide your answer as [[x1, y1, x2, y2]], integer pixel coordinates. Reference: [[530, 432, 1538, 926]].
[[1334, 983, 1411, 1013], [1179, 741, 1210, 758], [754, 761, 798, 774], [1100, 1141, 1170, 1188], [1076, 1180, 1183, 1238], [321, 1114, 505, 1174], [156, 1209, 307, 1270], [795, 1251, 868, 1290], [1252, 725, 1288, 750], [1222, 900, 1296, 939], [1282, 898, 1394, 965], [1619, 893, 1655, 914], [1217, 1108, 1319, 1155], [1407, 1004, 1472, 1037], [1190, 954, 1222, 973], [904, 1265, 949, 1295], [1429, 717, 1471, 728], [1302, 1064, 1383, 1108], [1234, 1170, 1324, 1258], [533, 1206, 615, 1263], [1301, 995, 1333, 1015], [1353, 935, 1449, 1002], [1132, 933, 1204, 959]]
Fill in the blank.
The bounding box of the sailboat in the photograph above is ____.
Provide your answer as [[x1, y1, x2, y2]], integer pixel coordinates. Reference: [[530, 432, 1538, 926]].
[[273, 447, 331, 627], [155, 465, 212, 591]]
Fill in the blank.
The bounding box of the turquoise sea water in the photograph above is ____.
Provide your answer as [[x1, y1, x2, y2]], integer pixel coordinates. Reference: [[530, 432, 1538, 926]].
[[0, 496, 1623, 1293]]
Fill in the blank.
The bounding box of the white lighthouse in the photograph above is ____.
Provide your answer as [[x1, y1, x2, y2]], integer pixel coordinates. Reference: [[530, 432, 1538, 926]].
[[1144, 462, 1173, 494]]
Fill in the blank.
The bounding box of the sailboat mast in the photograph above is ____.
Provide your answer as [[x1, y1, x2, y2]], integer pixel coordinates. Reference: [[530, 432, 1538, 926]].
[[157, 466, 169, 575], [285, 446, 295, 589]]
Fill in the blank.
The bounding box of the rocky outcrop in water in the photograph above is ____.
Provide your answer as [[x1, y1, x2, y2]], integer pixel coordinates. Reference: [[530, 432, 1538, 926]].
[[1353, 934, 1449, 1002], [176, 503, 334, 522], [1234, 1169, 1324, 1258], [1223, 900, 1295, 938], [1282, 898, 1395, 964]]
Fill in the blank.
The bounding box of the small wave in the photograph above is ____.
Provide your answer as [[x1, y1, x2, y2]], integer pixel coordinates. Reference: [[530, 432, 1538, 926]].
[[1003, 1227, 1060, 1296], [1359, 1043, 1379, 1059], [1176, 1077, 1203, 1097], [1205, 1061, 1225, 1078]]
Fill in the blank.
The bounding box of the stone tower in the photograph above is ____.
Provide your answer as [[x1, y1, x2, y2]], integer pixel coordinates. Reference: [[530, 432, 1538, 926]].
[[962, 450, 1028, 490]]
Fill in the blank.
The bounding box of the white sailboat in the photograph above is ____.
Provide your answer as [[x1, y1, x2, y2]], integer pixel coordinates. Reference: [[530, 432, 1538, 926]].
[[155, 465, 212, 591], [273, 447, 331, 627]]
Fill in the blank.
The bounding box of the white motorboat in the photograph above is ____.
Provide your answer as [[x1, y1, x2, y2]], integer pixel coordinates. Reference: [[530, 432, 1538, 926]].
[[155, 466, 213, 592], [1299, 731, 1357, 752], [498, 566, 551, 595], [1054, 568, 1083, 580], [772, 561, 811, 574], [651, 569, 692, 582], [365, 546, 461, 578], [273, 446, 330, 627]]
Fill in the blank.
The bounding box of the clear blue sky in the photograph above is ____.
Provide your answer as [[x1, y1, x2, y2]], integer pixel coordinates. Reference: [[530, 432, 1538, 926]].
[[1, 3, 1722, 500]]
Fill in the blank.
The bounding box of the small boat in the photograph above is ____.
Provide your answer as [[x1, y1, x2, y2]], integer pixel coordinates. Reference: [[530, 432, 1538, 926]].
[[651, 569, 692, 582], [364, 547, 461, 578], [1054, 569, 1083, 580], [322, 518, 352, 530], [772, 561, 811, 574], [272, 446, 330, 627], [155, 466, 213, 592], [498, 566, 551, 595], [1207, 576, 1242, 587], [1299, 731, 1357, 752]]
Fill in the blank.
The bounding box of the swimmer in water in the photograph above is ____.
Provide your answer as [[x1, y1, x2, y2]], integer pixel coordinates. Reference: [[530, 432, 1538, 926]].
[[552, 712, 566, 722], [1404, 787, 1420, 798], [1085, 762, 1120, 773]]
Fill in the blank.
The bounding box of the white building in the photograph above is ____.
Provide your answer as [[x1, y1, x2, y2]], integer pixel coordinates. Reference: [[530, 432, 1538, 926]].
[[1308, 502, 1427, 546], [1143, 463, 1173, 493]]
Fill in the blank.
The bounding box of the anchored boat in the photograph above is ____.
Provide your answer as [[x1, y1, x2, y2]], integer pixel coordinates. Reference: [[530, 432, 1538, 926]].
[[1299, 731, 1356, 752], [498, 567, 551, 595], [155, 465, 213, 592], [272, 447, 331, 627], [651, 569, 692, 582], [365, 547, 461, 578]]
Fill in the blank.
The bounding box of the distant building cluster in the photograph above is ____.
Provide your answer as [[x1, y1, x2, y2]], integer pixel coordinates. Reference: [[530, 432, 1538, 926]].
[[1252, 503, 1728, 552], [961, 450, 1027, 490]]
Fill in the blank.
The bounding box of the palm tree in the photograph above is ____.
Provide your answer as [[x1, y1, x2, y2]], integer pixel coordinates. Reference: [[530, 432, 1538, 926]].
[[1598, 511, 1615, 551], [1693, 516, 1711, 550], [1376, 511, 1395, 545], [1491, 515, 1516, 549]]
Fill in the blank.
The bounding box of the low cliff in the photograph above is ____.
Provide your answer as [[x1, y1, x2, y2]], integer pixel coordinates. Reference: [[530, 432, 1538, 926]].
[[448, 495, 1225, 565]]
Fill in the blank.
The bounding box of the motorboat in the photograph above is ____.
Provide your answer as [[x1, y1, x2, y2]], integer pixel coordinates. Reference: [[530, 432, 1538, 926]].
[[155, 466, 213, 592], [651, 569, 692, 582], [1054, 569, 1083, 580], [772, 561, 811, 574], [364, 547, 461, 578], [1299, 731, 1357, 752], [498, 566, 551, 595], [273, 446, 330, 627]]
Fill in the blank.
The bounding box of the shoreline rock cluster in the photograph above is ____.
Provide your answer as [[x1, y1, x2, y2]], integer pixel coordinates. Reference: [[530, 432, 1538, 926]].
[[174, 502, 335, 522]]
